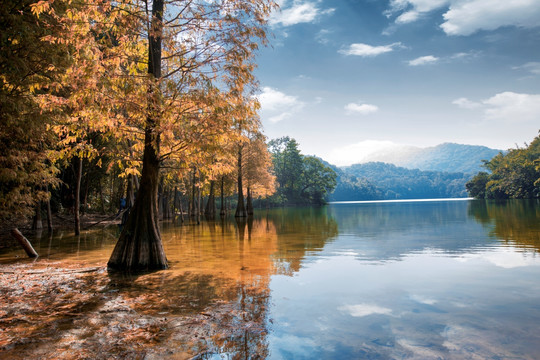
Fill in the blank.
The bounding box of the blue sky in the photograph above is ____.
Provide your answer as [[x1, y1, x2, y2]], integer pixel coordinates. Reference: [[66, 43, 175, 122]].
[[254, 0, 540, 166]]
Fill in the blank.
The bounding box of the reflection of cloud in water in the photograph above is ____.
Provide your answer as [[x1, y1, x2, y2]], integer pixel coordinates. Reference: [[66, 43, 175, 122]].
[[338, 304, 392, 317], [268, 334, 318, 357], [409, 294, 438, 305], [456, 246, 540, 268]]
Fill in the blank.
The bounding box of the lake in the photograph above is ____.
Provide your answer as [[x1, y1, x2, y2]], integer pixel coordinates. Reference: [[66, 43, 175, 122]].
[[1, 199, 540, 359]]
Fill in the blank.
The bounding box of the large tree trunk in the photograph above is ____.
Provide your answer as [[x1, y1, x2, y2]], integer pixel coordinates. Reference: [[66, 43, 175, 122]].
[[74, 156, 82, 236], [235, 147, 246, 218], [108, 0, 167, 271]]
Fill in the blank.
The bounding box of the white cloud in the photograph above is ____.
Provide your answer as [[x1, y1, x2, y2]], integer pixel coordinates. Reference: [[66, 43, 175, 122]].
[[396, 10, 420, 24], [408, 55, 439, 66], [385, 0, 540, 36], [338, 304, 392, 317], [483, 92, 540, 122], [339, 42, 403, 57], [513, 62, 540, 75], [258, 86, 304, 123], [453, 92, 540, 122], [441, 0, 540, 35], [258, 86, 299, 111], [270, 1, 334, 27], [452, 97, 482, 109], [345, 102, 379, 115], [386, 0, 449, 17]]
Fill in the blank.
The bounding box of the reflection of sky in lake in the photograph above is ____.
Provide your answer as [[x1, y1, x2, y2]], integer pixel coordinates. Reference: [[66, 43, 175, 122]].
[[268, 200, 540, 359]]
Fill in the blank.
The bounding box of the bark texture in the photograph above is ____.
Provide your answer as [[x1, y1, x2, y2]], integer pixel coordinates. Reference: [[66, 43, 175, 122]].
[[107, 0, 167, 271]]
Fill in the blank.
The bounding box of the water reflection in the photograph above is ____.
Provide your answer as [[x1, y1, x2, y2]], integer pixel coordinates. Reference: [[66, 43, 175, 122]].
[[468, 199, 540, 250], [267, 200, 540, 359], [2, 200, 540, 359]]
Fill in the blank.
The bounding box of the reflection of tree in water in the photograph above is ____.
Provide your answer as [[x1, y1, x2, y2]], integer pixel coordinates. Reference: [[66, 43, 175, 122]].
[[256, 207, 339, 274], [108, 268, 271, 359], [468, 199, 540, 250], [1, 211, 337, 359]]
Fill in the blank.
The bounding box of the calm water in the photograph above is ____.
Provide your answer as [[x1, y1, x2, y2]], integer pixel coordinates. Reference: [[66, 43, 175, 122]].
[[2, 199, 540, 359]]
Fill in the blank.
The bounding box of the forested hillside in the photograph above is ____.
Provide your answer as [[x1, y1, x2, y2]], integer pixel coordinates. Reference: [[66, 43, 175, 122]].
[[331, 162, 471, 201], [354, 143, 501, 174], [466, 132, 540, 199], [403, 143, 501, 173]]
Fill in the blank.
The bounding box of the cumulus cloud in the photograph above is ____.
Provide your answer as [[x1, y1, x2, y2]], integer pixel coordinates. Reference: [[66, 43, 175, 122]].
[[441, 0, 540, 35], [452, 97, 482, 109], [270, 1, 335, 27], [345, 102, 379, 115], [408, 55, 439, 66], [385, 0, 540, 36], [258, 86, 304, 123], [453, 92, 540, 122], [483, 92, 540, 122], [339, 42, 403, 57]]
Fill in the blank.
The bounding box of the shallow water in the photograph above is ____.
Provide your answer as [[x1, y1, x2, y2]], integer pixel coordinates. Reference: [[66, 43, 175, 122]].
[[1, 199, 540, 359]]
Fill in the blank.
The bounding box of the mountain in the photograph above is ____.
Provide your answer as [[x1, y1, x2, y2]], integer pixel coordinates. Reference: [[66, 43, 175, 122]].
[[330, 162, 471, 201], [348, 143, 502, 174]]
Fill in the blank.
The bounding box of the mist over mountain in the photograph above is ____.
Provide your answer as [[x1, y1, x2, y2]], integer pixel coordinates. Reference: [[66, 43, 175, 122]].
[[323, 143, 502, 201], [344, 143, 502, 174]]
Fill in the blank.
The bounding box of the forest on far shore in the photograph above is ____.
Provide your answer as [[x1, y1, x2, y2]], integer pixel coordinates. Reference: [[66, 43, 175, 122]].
[[466, 132, 540, 199]]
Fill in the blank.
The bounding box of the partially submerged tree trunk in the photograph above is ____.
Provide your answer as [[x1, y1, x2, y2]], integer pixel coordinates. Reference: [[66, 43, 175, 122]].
[[108, 0, 168, 272], [205, 180, 216, 219], [235, 147, 246, 218], [220, 176, 226, 217], [74, 156, 82, 236], [246, 186, 254, 217], [11, 228, 38, 258]]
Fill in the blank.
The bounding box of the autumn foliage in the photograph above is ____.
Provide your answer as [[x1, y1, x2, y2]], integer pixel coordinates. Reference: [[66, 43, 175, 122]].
[[1, 0, 277, 269]]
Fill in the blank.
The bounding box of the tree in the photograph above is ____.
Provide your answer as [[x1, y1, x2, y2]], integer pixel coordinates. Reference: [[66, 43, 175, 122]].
[[0, 0, 70, 221], [467, 131, 540, 199], [268, 137, 337, 205], [299, 156, 337, 205], [108, 0, 276, 271], [465, 172, 489, 199]]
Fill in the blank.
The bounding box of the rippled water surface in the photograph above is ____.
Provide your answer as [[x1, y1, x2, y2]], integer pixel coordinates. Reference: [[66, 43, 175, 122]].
[[2, 199, 540, 359]]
